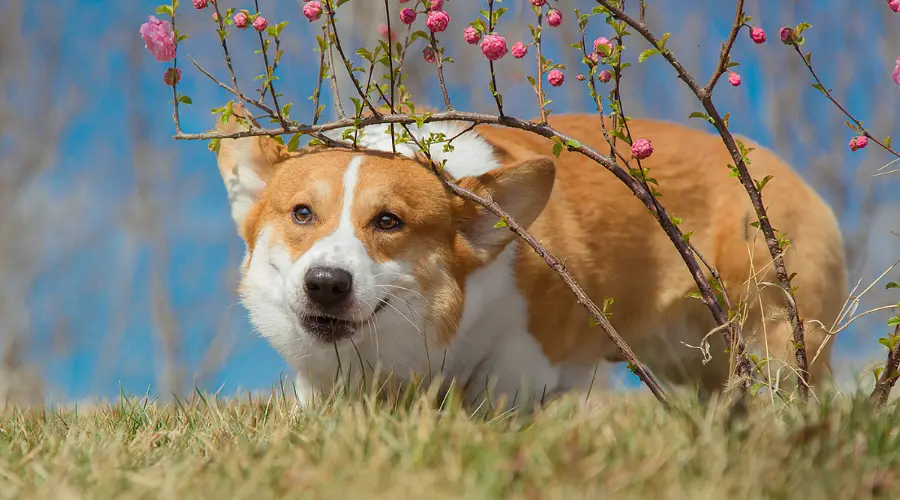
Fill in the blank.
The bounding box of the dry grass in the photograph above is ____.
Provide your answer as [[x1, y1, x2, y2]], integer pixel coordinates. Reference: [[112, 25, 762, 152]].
[[1, 387, 899, 499]]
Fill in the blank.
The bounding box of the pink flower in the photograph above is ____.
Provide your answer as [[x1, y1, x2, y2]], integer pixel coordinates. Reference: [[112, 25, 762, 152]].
[[423, 46, 436, 63], [430, 0, 443, 10], [749, 26, 766, 44], [253, 16, 268, 32], [631, 139, 653, 160], [399, 0, 409, 3], [892, 56, 900, 95], [425, 10, 450, 33], [779, 27, 794, 45], [464, 26, 481, 44], [598, 70, 612, 83], [531, 0, 547, 6], [511, 42, 528, 59], [193, 0, 208, 9], [303, 1, 323, 22], [163, 67, 182, 86], [546, 9, 562, 27], [576, 74, 586, 81], [139, 16, 176, 63], [588, 52, 599, 65], [728, 72, 741, 87], [400, 7, 416, 25], [890, 0, 900, 13], [213, 11, 220, 22], [377, 24, 396, 40], [593, 36, 613, 55], [547, 69, 564, 87], [234, 12, 249, 28], [849, 136, 868, 152], [481, 33, 508, 61]]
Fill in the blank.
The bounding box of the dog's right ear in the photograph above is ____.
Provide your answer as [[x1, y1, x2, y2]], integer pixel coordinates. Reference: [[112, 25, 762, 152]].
[[214, 104, 291, 238]]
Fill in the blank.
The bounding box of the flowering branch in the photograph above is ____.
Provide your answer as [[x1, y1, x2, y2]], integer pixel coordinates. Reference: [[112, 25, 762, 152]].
[[788, 43, 900, 159], [596, 0, 810, 401]]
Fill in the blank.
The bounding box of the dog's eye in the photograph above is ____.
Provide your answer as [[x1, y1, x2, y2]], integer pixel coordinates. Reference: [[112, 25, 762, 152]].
[[292, 205, 314, 225], [373, 212, 403, 231]]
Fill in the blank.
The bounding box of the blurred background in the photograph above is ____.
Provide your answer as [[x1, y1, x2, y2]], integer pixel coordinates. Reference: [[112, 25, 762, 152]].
[[2, 0, 898, 405]]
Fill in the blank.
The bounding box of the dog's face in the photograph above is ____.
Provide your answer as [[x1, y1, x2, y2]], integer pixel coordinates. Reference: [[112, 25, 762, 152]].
[[214, 118, 555, 374]]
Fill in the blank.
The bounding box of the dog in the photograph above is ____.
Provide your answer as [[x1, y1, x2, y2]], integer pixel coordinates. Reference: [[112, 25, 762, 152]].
[[213, 107, 847, 407]]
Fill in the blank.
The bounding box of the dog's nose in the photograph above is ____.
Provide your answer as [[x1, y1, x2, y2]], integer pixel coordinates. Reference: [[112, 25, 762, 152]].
[[304, 266, 353, 308]]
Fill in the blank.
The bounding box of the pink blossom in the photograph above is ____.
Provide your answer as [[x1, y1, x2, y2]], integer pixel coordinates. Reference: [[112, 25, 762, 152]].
[[588, 52, 599, 65], [378, 24, 396, 40], [399, 0, 409, 3], [213, 12, 219, 22], [631, 139, 653, 160], [303, 1, 323, 22], [546, 9, 562, 27], [511, 42, 528, 59], [531, 0, 547, 6], [139, 16, 176, 63], [749, 26, 766, 44], [890, 0, 900, 13], [425, 10, 450, 33], [163, 67, 182, 86], [598, 70, 612, 83], [593, 36, 612, 55], [893, 56, 900, 86], [400, 7, 416, 25], [547, 69, 564, 87], [576, 74, 586, 81], [430, 0, 443, 10], [728, 72, 741, 87], [193, 0, 208, 9], [423, 46, 436, 63], [779, 27, 794, 45], [481, 33, 508, 61], [234, 12, 249, 28], [253, 16, 268, 32], [464, 26, 481, 45], [849, 136, 868, 152]]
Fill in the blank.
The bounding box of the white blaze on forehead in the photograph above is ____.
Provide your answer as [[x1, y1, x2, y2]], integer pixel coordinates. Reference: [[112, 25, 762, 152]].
[[298, 155, 369, 272]]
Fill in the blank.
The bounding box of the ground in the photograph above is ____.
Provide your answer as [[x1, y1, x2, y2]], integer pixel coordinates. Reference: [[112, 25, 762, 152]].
[[1, 387, 899, 499]]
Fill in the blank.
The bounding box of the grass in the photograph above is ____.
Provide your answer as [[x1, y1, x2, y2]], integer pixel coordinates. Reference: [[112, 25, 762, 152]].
[[2, 386, 900, 499]]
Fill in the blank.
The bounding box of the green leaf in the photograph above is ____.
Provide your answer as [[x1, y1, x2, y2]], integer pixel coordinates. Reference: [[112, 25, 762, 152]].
[[566, 139, 581, 150], [155, 5, 173, 16], [889, 316, 900, 327], [684, 291, 702, 300], [208, 138, 221, 153], [886, 281, 899, 290], [177, 95, 192, 105], [493, 218, 508, 228], [287, 133, 301, 152], [552, 141, 563, 158], [638, 48, 660, 63]]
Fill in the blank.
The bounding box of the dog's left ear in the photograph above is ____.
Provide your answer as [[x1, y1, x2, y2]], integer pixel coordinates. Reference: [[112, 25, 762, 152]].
[[214, 104, 291, 239], [456, 156, 556, 260]]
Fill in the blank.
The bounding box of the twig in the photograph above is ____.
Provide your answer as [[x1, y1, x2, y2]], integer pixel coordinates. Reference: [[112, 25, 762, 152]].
[[312, 26, 328, 125], [872, 325, 900, 410], [252, 0, 287, 128], [430, 33, 453, 111], [597, 0, 805, 400], [532, 8, 548, 123], [210, 1, 256, 130], [703, 0, 745, 94], [324, 21, 345, 119], [170, 1, 182, 134], [383, 0, 396, 152], [486, 0, 504, 116], [790, 45, 900, 159], [324, 0, 380, 117]]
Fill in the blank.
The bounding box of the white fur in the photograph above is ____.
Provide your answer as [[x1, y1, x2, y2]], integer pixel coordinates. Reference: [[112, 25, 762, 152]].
[[238, 124, 583, 409]]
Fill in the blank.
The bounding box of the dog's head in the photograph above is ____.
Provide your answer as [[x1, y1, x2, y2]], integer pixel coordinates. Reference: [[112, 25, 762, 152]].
[[214, 109, 555, 372]]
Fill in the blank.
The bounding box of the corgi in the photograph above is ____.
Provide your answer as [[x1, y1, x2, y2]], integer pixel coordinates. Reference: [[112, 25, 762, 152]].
[[214, 107, 847, 407]]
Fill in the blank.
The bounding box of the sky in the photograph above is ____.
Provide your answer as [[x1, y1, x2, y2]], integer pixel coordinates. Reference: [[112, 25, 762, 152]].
[[14, 0, 900, 402]]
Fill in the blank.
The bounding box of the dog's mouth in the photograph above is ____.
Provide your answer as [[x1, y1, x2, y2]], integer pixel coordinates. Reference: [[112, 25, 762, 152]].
[[301, 299, 389, 341]]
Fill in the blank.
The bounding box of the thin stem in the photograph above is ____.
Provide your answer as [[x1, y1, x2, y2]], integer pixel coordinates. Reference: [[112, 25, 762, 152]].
[[325, 0, 380, 117], [533, 9, 548, 124], [430, 33, 453, 111], [703, 0, 745, 94], [210, 2, 256, 130], [872, 325, 900, 410], [170, 1, 182, 134], [312, 26, 328, 125], [487, 0, 504, 116], [597, 0, 804, 400], [324, 21, 345, 119], [253, 0, 287, 128], [791, 44, 900, 159], [383, 0, 396, 152]]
